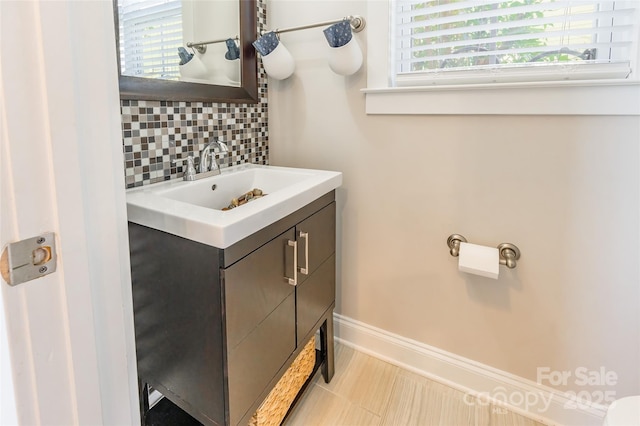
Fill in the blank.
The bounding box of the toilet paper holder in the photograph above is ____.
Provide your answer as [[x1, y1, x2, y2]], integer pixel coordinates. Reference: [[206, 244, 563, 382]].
[[447, 234, 521, 269]]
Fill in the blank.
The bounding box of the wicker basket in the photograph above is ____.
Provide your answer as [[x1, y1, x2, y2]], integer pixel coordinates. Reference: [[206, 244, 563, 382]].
[[249, 338, 316, 426]]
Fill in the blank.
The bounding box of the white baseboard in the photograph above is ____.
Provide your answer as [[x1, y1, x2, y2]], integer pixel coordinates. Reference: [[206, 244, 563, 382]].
[[333, 313, 608, 426]]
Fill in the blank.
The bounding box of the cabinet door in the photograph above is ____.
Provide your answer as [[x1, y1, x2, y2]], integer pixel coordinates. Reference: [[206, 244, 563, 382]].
[[295, 202, 336, 344], [223, 228, 296, 351], [223, 228, 297, 425], [227, 293, 295, 426], [297, 254, 335, 344], [296, 202, 336, 286]]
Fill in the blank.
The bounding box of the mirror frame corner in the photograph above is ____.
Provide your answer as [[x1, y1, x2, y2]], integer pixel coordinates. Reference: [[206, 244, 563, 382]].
[[115, 0, 258, 104]]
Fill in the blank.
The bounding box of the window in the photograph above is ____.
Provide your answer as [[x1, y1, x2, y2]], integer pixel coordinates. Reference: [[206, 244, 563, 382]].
[[393, 0, 639, 86], [118, 0, 183, 80]]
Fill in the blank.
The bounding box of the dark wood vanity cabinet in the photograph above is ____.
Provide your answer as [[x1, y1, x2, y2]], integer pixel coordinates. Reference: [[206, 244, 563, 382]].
[[128, 191, 336, 426]]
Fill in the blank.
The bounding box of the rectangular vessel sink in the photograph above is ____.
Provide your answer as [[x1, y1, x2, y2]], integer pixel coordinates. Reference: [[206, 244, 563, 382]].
[[126, 164, 342, 248]]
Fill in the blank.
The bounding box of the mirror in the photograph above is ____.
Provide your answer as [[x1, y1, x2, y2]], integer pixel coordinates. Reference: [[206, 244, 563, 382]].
[[114, 0, 258, 103]]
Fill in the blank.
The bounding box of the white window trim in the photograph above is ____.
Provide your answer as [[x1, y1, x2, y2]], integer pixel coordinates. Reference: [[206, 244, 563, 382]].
[[364, 0, 640, 116]]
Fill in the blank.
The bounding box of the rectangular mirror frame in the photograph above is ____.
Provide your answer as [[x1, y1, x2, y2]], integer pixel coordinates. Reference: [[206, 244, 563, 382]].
[[115, 0, 258, 104]]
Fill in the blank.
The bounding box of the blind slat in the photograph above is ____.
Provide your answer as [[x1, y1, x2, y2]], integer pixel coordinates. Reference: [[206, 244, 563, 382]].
[[120, 1, 181, 20], [401, 27, 634, 57], [122, 33, 182, 46], [396, 1, 629, 23], [398, 42, 631, 65], [396, 0, 576, 18], [395, 61, 631, 86], [393, 0, 638, 85], [398, 10, 635, 41]]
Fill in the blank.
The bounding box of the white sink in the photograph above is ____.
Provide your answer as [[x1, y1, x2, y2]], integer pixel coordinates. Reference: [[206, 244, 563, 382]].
[[126, 164, 342, 248]]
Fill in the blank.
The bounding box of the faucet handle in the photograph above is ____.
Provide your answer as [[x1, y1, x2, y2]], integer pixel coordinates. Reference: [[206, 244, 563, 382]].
[[172, 154, 195, 165], [183, 156, 197, 181], [217, 139, 229, 154], [173, 155, 197, 181], [210, 140, 228, 172]]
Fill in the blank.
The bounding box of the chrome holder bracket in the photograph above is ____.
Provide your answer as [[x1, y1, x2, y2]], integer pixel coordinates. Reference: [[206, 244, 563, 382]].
[[498, 243, 521, 269], [446, 234, 467, 257]]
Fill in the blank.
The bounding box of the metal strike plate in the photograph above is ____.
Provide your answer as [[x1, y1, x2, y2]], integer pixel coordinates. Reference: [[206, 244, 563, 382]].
[[1, 232, 57, 286]]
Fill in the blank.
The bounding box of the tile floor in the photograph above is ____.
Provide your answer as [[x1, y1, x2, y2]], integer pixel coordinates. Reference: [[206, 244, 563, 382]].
[[283, 343, 548, 426]]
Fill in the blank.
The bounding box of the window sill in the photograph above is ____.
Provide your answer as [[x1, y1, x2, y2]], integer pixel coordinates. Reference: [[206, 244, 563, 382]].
[[363, 80, 640, 116]]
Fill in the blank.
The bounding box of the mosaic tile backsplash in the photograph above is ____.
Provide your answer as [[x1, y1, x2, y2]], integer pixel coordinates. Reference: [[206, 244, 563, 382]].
[[120, 1, 268, 189]]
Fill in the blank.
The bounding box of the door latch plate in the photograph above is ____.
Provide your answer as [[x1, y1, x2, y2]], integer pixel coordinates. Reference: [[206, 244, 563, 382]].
[[1, 232, 57, 286]]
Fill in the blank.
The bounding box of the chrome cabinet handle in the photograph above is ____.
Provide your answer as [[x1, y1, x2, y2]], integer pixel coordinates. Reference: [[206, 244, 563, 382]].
[[285, 239, 297, 285], [299, 231, 309, 275]]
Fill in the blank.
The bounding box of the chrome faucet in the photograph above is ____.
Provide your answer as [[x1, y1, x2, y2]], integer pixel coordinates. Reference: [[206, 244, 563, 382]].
[[199, 138, 229, 176]]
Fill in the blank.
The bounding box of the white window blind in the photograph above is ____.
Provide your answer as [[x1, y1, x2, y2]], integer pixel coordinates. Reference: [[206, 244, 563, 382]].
[[394, 0, 639, 86], [118, 0, 183, 80]]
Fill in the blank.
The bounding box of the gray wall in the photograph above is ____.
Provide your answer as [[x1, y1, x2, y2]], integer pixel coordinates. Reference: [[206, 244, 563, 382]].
[[267, 0, 640, 397]]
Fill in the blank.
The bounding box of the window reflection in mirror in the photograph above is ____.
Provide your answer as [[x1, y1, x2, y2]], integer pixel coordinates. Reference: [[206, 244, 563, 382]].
[[117, 0, 240, 87]]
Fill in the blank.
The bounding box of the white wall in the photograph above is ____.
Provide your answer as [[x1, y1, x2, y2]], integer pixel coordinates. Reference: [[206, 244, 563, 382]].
[[267, 0, 640, 398], [182, 0, 240, 85]]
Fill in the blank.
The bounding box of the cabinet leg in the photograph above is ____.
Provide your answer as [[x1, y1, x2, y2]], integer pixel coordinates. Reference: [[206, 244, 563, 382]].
[[138, 380, 149, 426], [320, 312, 335, 383]]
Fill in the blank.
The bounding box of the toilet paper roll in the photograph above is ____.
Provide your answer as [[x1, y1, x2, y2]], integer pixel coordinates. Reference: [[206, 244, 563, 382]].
[[458, 242, 500, 279]]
